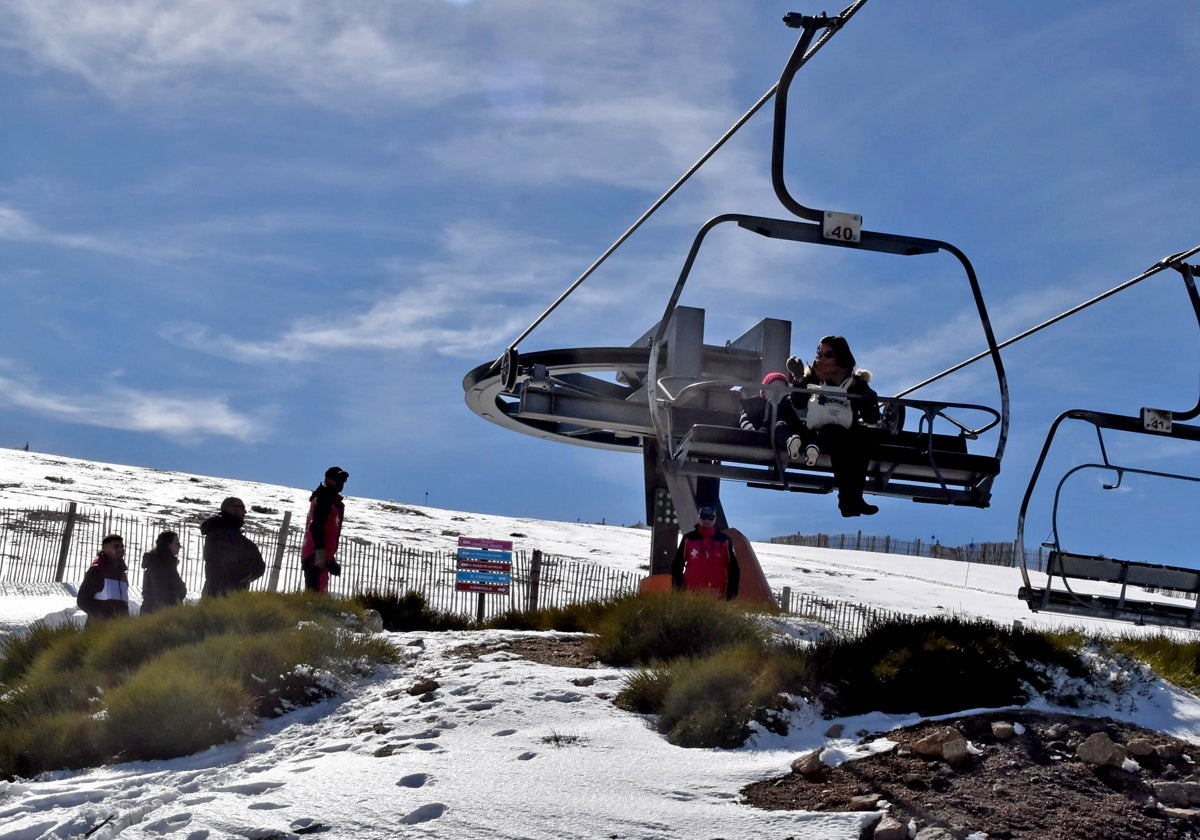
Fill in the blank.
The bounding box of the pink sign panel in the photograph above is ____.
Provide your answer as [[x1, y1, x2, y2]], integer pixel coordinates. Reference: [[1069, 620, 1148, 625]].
[[458, 536, 514, 552]]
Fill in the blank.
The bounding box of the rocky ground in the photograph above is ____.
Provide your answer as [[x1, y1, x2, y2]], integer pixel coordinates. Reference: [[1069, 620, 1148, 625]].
[[743, 709, 1200, 839], [487, 636, 1200, 840]]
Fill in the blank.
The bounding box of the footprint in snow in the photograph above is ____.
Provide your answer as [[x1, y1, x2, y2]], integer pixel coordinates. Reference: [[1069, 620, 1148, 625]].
[[141, 811, 194, 834], [400, 802, 447, 824], [210, 781, 286, 796], [493, 729, 517, 737], [397, 773, 433, 788]]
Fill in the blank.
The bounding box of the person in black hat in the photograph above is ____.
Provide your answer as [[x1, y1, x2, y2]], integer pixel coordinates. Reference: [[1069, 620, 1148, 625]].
[[670, 505, 739, 600], [200, 497, 266, 597], [301, 466, 348, 592]]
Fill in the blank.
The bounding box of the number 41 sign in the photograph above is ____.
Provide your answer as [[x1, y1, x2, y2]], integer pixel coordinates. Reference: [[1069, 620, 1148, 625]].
[[1142, 407, 1173, 434]]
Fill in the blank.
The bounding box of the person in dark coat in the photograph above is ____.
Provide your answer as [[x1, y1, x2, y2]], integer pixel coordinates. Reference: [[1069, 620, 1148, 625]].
[[738, 371, 805, 451], [787, 334, 881, 518], [301, 466, 348, 593], [200, 497, 265, 598], [77, 533, 130, 625], [141, 530, 187, 613], [671, 506, 739, 600]]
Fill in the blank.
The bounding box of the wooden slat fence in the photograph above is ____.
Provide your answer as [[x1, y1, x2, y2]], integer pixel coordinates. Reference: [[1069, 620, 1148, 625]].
[[771, 531, 1046, 571], [2, 504, 934, 634], [0, 504, 643, 621], [778, 587, 907, 638]]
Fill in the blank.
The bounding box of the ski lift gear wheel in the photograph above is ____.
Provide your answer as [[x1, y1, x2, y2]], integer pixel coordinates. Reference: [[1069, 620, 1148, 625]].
[[500, 347, 519, 393]]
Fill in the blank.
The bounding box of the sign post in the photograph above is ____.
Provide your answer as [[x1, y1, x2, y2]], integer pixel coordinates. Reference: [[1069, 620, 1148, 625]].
[[455, 537, 512, 622]]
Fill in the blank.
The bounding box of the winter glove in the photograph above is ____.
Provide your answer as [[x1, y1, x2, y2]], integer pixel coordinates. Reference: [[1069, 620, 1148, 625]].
[[313, 549, 327, 570], [786, 355, 805, 380]]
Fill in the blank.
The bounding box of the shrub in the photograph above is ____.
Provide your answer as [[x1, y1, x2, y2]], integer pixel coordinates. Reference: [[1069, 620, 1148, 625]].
[[0, 708, 103, 779], [618, 642, 797, 749], [1112, 633, 1200, 695], [485, 599, 615, 632], [103, 670, 250, 761], [0, 592, 398, 779], [590, 592, 768, 666], [0, 620, 80, 687], [354, 590, 472, 631], [798, 615, 1089, 717], [657, 646, 773, 748], [614, 663, 676, 714]]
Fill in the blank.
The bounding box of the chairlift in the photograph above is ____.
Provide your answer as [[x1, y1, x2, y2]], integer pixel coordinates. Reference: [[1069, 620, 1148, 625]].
[[1015, 260, 1200, 629], [463, 8, 1008, 573]]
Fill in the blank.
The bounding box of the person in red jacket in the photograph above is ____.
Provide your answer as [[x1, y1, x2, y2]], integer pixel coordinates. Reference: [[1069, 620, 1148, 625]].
[[301, 466, 348, 592], [77, 534, 130, 626], [671, 506, 739, 600]]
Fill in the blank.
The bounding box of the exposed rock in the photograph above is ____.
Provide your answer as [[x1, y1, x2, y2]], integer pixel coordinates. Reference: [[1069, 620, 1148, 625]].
[[1077, 731, 1126, 768], [912, 726, 964, 759], [825, 722, 845, 738], [870, 814, 908, 840], [942, 737, 971, 767], [360, 608, 384, 633], [1153, 781, 1196, 808], [991, 720, 1016, 741], [408, 677, 439, 696], [847, 793, 881, 811], [790, 748, 826, 778], [914, 827, 957, 840], [1044, 722, 1070, 740], [1157, 742, 1185, 763], [1127, 738, 1157, 758]]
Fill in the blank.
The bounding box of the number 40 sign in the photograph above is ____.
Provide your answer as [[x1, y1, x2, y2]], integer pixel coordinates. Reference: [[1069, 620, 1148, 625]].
[[822, 210, 862, 244]]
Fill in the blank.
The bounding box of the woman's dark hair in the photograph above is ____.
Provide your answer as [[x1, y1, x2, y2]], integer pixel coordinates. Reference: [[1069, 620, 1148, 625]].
[[819, 334, 856, 371], [156, 530, 178, 550]]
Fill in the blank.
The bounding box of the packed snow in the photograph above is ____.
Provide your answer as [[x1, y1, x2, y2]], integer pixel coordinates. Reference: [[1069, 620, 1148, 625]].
[[2, 447, 1200, 839]]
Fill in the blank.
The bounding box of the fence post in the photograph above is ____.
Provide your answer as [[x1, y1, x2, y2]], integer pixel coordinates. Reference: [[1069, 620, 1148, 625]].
[[267, 511, 292, 593], [54, 502, 78, 583], [780, 586, 791, 613], [527, 549, 542, 612]]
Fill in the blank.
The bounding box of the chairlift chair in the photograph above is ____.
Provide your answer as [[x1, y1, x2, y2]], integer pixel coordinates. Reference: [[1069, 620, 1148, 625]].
[[463, 9, 1008, 574], [1015, 260, 1200, 629]]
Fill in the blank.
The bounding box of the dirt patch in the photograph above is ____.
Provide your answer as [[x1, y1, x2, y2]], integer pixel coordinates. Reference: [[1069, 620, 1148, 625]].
[[742, 709, 1200, 839], [450, 635, 598, 669]]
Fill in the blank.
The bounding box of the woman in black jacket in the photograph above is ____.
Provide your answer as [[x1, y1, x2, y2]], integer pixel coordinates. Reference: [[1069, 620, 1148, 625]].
[[141, 530, 187, 613]]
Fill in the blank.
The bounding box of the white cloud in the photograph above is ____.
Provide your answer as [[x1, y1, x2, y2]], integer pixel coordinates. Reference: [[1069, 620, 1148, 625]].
[[0, 369, 265, 443], [7, 0, 467, 110]]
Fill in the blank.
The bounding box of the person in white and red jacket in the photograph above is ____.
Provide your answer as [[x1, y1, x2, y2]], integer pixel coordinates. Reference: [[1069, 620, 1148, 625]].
[[77, 534, 130, 625], [670, 506, 739, 600], [301, 466, 348, 592]]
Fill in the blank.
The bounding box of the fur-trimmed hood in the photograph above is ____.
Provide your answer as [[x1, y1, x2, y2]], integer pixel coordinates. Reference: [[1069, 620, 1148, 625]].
[[801, 365, 872, 386]]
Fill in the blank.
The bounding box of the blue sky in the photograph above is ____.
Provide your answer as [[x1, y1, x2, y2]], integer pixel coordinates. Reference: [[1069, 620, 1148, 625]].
[[2, 2, 1199, 561]]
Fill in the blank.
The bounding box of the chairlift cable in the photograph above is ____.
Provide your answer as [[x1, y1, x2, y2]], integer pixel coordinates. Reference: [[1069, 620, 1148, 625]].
[[495, 2, 871, 371], [896, 244, 1200, 398]]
